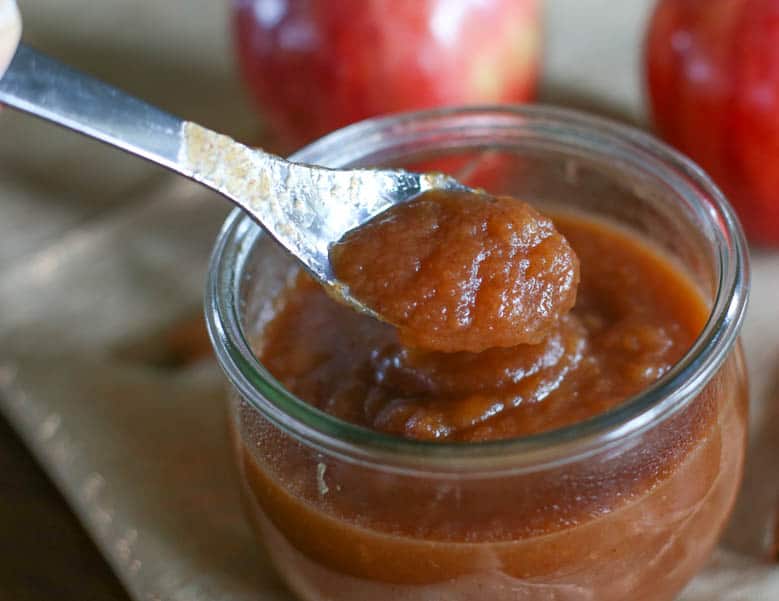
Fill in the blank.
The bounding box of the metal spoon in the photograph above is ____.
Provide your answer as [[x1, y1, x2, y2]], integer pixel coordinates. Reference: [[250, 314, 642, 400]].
[[0, 42, 464, 316]]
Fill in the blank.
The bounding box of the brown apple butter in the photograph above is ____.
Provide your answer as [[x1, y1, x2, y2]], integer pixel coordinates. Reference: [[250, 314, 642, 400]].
[[329, 190, 580, 352]]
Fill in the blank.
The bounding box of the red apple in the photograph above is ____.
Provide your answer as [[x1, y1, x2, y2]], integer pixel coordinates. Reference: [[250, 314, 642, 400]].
[[232, 0, 540, 152], [645, 0, 779, 245]]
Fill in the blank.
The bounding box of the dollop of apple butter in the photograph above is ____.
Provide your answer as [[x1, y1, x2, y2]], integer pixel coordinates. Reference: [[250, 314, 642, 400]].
[[329, 189, 580, 352]]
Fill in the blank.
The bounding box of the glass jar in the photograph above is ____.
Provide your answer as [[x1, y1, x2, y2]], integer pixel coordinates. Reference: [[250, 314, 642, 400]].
[[206, 106, 749, 601]]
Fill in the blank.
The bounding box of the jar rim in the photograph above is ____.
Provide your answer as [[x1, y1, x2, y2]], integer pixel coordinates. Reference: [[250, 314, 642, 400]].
[[205, 105, 749, 474]]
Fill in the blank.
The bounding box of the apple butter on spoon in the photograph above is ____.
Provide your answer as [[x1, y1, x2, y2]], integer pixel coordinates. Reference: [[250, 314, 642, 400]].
[[330, 189, 579, 352]]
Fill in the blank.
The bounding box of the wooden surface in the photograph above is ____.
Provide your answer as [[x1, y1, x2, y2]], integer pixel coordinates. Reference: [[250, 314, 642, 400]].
[[0, 415, 128, 601]]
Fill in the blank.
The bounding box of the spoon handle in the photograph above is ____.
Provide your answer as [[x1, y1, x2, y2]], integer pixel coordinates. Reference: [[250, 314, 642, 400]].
[[0, 44, 185, 172], [0, 43, 451, 313], [0, 44, 373, 285]]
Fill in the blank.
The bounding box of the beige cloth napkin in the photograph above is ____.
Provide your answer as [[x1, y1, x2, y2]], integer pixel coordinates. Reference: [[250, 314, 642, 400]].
[[1, 0, 778, 599]]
